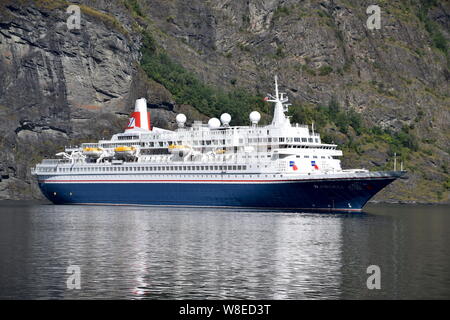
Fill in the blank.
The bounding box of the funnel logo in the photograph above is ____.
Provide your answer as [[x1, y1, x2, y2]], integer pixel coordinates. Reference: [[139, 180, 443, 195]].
[[127, 117, 136, 129], [126, 112, 141, 130], [125, 99, 151, 131]]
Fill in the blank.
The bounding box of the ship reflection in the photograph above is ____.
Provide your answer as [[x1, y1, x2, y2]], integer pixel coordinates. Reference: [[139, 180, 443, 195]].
[[125, 208, 348, 299], [1, 203, 449, 299]]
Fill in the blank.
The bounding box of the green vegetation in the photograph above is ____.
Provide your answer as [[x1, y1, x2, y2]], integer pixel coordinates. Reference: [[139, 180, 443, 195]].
[[295, 64, 333, 77], [288, 97, 363, 136], [288, 97, 420, 159], [123, 0, 143, 17], [28, 0, 68, 10], [377, 125, 420, 157], [295, 63, 316, 76], [140, 32, 268, 124], [416, 0, 448, 56], [242, 15, 250, 27], [298, 8, 308, 19], [78, 5, 129, 35], [444, 178, 450, 190], [318, 65, 333, 76], [237, 43, 251, 52], [273, 6, 291, 19], [275, 46, 285, 58]]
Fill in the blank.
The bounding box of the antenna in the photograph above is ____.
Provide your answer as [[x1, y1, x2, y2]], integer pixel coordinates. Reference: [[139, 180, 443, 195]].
[[275, 75, 279, 99], [394, 152, 397, 171], [312, 121, 315, 136]]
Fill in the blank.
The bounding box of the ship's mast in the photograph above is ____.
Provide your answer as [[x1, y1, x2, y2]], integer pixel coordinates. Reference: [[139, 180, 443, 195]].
[[266, 75, 290, 128]]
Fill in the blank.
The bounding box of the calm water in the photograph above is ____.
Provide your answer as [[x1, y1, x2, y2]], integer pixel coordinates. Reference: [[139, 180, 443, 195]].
[[0, 201, 449, 299]]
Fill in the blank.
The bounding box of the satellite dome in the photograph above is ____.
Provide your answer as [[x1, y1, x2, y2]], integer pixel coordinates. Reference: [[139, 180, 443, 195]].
[[249, 111, 261, 125], [208, 118, 221, 129], [220, 113, 231, 126], [176, 114, 187, 127]]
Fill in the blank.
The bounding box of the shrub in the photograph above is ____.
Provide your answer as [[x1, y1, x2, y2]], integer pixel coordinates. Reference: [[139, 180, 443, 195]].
[[124, 0, 144, 17], [318, 65, 333, 76]]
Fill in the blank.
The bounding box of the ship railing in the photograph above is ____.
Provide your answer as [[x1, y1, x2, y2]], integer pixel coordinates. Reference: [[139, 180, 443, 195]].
[[342, 169, 369, 173], [41, 159, 71, 165], [41, 159, 61, 165], [81, 143, 98, 148], [293, 124, 309, 129]]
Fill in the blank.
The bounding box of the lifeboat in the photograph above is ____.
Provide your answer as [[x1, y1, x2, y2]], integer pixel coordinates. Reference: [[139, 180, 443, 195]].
[[168, 144, 191, 152], [114, 146, 136, 157], [168, 144, 191, 157], [214, 149, 226, 154], [82, 147, 103, 158]]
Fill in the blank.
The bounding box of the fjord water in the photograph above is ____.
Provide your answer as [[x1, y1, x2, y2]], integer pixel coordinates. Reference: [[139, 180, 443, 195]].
[[0, 202, 449, 299]]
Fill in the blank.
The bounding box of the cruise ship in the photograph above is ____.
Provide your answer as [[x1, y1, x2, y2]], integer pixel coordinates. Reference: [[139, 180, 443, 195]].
[[32, 77, 405, 211]]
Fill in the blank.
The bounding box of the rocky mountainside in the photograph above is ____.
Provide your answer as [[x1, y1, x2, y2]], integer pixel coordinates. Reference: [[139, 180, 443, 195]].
[[0, 0, 448, 202]]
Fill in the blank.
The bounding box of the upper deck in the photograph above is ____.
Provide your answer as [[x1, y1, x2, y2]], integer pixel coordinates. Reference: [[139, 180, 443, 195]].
[[34, 77, 350, 176]]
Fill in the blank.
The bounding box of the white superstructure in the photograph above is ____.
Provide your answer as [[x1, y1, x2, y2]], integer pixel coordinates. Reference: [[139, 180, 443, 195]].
[[33, 77, 372, 180]]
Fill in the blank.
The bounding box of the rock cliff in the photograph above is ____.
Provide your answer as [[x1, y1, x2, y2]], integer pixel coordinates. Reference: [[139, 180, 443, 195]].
[[0, 0, 448, 202]]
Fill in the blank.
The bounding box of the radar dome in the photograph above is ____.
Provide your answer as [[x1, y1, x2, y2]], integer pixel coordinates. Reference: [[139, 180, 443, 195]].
[[249, 111, 261, 125], [220, 113, 231, 126], [176, 114, 187, 127], [208, 118, 221, 129]]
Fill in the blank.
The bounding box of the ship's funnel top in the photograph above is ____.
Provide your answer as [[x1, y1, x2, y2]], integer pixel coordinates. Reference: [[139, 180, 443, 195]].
[[125, 98, 151, 131], [135, 98, 147, 113]]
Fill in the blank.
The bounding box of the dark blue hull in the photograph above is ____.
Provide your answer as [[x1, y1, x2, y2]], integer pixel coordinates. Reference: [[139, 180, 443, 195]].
[[38, 175, 399, 211]]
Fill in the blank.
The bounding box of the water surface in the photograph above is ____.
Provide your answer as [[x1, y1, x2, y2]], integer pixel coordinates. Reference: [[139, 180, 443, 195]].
[[0, 201, 449, 299]]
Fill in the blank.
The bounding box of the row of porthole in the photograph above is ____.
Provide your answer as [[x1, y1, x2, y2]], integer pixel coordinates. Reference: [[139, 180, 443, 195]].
[[53, 192, 73, 196]]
